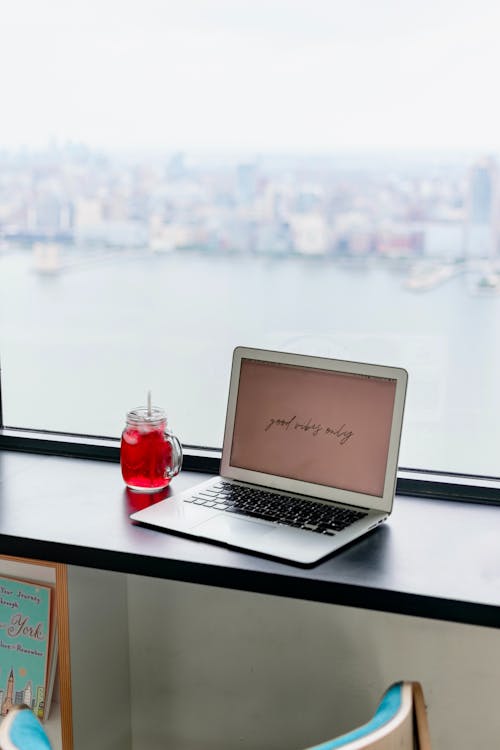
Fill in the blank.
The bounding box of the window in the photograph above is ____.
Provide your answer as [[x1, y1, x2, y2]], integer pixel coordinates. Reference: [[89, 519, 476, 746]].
[[1, 1, 500, 478]]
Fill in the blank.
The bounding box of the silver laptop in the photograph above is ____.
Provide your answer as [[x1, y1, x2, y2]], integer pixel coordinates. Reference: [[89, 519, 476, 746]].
[[130, 347, 408, 565]]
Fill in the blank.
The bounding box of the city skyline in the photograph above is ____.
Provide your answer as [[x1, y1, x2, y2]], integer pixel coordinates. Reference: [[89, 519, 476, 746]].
[[0, 144, 473, 257], [1, 144, 499, 292]]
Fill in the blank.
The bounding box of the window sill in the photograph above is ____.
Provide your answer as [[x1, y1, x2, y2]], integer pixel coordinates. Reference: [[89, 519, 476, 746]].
[[0, 447, 499, 628]]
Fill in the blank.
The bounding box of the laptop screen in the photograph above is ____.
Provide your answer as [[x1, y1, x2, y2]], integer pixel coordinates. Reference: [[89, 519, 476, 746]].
[[229, 358, 397, 497]]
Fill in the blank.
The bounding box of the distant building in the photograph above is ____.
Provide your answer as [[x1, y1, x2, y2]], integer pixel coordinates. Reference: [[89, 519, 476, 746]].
[[294, 187, 322, 214], [166, 152, 187, 181], [73, 197, 104, 245], [2, 668, 14, 715], [75, 193, 149, 248], [23, 680, 33, 708], [33, 193, 62, 233], [333, 212, 374, 257], [376, 226, 424, 258], [464, 157, 499, 259], [149, 218, 197, 252], [289, 213, 329, 255], [236, 163, 258, 204], [254, 222, 292, 255], [216, 218, 255, 254]]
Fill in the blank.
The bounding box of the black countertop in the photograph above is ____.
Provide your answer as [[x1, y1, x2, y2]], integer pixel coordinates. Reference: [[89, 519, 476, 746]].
[[1, 450, 499, 628]]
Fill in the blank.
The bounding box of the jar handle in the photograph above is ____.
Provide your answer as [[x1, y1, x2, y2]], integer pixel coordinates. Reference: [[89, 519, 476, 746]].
[[165, 431, 183, 479]]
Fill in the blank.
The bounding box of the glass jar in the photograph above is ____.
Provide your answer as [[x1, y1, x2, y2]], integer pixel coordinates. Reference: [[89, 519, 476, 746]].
[[120, 406, 182, 492]]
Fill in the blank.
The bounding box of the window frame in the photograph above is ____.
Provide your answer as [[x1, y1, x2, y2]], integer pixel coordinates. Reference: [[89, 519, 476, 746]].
[[1, 375, 500, 506]]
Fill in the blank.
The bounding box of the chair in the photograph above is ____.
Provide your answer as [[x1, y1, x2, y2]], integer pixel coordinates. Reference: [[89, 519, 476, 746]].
[[0, 704, 53, 750], [306, 681, 431, 750]]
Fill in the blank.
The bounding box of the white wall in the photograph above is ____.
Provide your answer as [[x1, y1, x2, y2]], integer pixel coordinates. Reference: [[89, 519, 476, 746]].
[[127, 576, 500, 750], [68, 567, 132, 750]]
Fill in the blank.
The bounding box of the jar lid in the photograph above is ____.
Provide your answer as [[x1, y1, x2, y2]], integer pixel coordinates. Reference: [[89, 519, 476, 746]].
[[126, 406, 167, 425]]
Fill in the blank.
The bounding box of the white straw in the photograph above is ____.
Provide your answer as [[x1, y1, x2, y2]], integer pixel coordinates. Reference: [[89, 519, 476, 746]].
[[147, 390, 152, 417]]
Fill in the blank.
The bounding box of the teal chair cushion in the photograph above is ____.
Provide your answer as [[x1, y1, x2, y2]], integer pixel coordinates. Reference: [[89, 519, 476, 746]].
[[308, 682, 402, 750], [0, 707, 52, 750]]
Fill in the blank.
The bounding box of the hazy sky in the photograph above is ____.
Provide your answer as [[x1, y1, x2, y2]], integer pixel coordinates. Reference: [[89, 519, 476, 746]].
[[1, 0, 500, 153]]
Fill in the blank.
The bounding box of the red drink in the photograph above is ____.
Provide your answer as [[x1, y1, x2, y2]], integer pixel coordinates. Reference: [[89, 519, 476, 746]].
[[120, 407, 182, 492]]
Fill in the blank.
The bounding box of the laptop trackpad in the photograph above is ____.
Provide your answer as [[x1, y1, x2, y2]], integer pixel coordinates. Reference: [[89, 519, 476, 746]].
[[195, 515, 277, 547]]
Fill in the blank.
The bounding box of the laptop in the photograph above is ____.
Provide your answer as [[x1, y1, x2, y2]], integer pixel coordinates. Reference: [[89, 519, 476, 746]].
[[130, 347, 408, 565]]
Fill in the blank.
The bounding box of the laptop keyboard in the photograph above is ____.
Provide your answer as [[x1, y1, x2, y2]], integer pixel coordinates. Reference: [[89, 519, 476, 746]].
[[184, 480, 368, 535]]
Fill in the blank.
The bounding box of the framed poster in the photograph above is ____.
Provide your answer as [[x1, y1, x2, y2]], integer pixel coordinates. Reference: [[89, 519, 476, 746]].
[[0, 556, 72, 750]]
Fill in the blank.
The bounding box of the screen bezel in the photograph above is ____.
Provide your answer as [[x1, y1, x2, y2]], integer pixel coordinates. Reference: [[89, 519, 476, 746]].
[[220, 347, 408, 513]]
